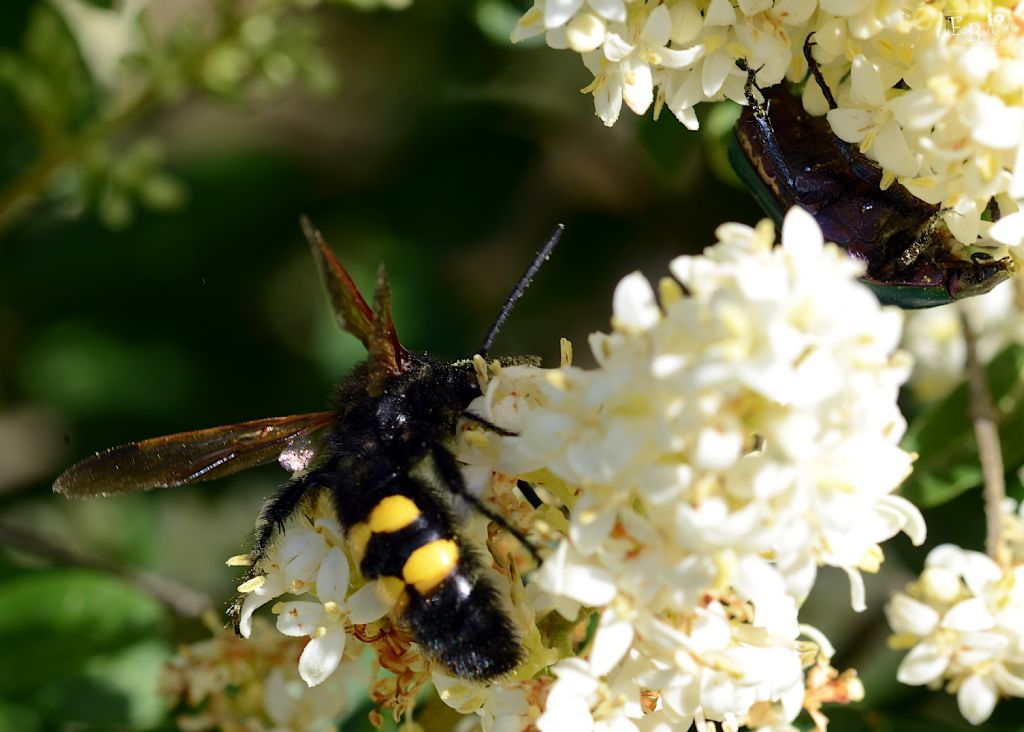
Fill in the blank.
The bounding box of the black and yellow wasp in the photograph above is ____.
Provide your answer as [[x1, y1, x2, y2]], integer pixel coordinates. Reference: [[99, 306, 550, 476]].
[[53, 219, 561, 681]]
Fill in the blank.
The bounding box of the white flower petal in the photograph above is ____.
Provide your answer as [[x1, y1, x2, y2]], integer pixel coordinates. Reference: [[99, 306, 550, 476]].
[[51, 0, 144, 89], [298, 628, 347, 687], [994, 664, 1024, 697], [941, 597, 994, 632], [781, 206, 824, 256], [276, 601, 328, 637], [315, 547, 350, 605], [897, 641, 950, 685], [566, 13, 606, 53], [588, 0, 625, 23], [844, 566, 867, 612], [602, 31, 635, 63], [589, 612, 634, 675], [612, 272, 660, 330], [885, 593, 940, 636], [850, 54, 886, 107], [659, 44, 704, 69], [537, 695, 594, 732], [704, 0, 737, 26], [827, 108, 872, 144], [640, 5, 671, 47], [544, 0, 584, 29], [989, 211, 1024, 247], [701, 49, 734, 97], [347, 581, 391, 624], [622, 59, 654, 115], [957, 673, 998, 725], [873, 117, 918, 178], [237, 574, 286, 638], [538, 542, 618, 608], [966, 93, 1024, 150]]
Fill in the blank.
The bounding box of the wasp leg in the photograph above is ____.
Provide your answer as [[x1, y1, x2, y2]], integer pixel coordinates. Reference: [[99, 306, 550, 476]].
[[430, 444, 543, 566], [516, 479, 543, 509], [229, 469, 326, 631], [460, 414, 544, 509], [462, 410, 517, 437]]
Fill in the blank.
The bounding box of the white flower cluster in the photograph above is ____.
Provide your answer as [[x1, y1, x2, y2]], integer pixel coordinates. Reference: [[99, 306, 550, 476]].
[[160, 616, 352, 732], [901, 281, 1024, 401], [232, 493, 390, 687], [513, 0, 816, 130], [450, 207, 917, 731], [229, 209, 921, 730], [886, 540, 1024, 725], [817, 2, 1024, 248], [513, 0, 1024, 247]]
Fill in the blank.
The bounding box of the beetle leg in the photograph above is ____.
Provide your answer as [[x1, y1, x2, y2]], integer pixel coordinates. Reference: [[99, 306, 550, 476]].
[[803, 33, 838, 110], [742, 63, 768, 114], [740, 63, 798, 190]]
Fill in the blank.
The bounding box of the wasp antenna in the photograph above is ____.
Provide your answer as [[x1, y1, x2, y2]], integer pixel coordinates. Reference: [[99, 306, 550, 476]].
[[479, 224, 564, 357]]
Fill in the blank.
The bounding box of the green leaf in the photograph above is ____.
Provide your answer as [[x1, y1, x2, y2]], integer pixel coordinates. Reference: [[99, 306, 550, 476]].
[[32, 639, 171, 730], [901, 344, 1024, 507], [0, 569, 165, 697], [0, 700, 43, 732]]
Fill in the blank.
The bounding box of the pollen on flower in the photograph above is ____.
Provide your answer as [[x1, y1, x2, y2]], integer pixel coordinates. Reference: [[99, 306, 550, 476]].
[[238, 575, 266, 593], [463, 429, 490, 449], [560, 337, 573, 367]]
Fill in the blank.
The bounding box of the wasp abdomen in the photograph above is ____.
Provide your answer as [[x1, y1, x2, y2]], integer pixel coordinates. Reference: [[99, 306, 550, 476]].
[[336, 480, 522, 680], [405, 561, 522, 680]]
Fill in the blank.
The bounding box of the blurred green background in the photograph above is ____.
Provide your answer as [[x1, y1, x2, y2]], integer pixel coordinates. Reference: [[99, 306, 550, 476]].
[[0, 1, 1018, 730]]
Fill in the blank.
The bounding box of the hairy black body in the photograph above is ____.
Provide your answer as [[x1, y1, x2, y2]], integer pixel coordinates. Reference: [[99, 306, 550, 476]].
[[53, 220, 562, 683], [245, 357, 522, 680]]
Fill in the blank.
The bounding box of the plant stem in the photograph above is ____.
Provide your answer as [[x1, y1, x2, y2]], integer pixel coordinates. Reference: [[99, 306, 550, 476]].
[[958, 304, 1008, 565], [0, 522, 212, 617], [0, 88, 158, 237]]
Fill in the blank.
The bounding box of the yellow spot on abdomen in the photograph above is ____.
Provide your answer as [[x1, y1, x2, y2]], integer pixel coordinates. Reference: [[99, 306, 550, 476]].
[[403, 539, 459, 594], [368, 495, 421, 534]]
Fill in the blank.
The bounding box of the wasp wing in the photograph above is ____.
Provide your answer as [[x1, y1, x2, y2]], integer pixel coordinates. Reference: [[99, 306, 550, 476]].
[[301, 216, 374, 344], [300, 216, 408, 376], [367, 262, 406, 395], [53, 411, 337, 498]]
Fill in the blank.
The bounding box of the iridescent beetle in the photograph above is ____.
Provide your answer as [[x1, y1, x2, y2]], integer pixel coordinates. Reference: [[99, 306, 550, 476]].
[[730, 38, 1012, 308]]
